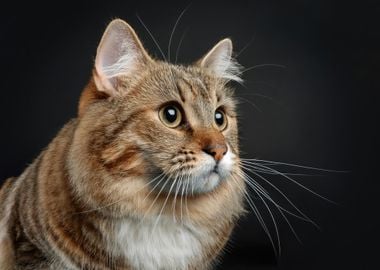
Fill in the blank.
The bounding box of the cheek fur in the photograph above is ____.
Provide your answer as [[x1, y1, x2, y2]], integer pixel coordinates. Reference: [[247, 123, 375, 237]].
[[133, 112, 191, 171]]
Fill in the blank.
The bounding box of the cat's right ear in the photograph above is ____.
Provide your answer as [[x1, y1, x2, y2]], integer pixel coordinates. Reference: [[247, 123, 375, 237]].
[[94, 19, 152, 96]]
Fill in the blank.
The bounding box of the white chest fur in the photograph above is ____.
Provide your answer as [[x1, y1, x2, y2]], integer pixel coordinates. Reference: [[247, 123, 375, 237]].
[[109, 217, 206, 270]]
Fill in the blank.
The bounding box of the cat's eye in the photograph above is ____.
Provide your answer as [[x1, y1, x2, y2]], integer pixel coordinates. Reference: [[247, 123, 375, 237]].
[[215, 109, 227, 130], [159, 105, 182, 128]]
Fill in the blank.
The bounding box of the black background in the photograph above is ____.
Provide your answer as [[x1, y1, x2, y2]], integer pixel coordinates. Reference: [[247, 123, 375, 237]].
[[0, 1, 378, 269]]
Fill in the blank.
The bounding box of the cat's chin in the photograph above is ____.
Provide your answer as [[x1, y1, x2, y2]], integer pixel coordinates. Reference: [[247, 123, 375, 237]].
[[154, 170, 228, 196], [196, 171, 222, 193], [176, 171, 226, 196]]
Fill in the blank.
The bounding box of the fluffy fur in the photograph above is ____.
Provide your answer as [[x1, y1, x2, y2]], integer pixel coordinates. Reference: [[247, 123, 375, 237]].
[[0, 19, 246, 269]]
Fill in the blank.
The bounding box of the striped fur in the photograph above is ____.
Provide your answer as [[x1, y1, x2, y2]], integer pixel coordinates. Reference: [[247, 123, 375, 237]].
[[0, 19, 246, 269]]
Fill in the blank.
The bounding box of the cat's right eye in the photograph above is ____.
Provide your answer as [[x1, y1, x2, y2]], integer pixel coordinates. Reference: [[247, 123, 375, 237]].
[[159, 105, 182, 128]]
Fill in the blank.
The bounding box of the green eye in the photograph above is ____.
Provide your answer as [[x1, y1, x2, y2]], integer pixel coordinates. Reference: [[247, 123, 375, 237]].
[[215, 109, 227, 130], [159, 105, 182, 128]]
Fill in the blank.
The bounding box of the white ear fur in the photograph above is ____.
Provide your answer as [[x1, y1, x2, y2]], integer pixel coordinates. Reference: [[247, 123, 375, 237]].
[[200, 38, 242, 83], [94, 19, 151, 95]]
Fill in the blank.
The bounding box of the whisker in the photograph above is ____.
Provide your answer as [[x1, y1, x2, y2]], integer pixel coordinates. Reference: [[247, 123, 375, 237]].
[[153, 174, 179, 231], [240, 63, 287, 74], [241, 170, 303, 243], [240, 165, 320, 227], [141, 173, 173, 224], [168, 4, 191, 62], [136, 14, 167, 60], [255, 188, 281, 256], [241, 170, 318, 234], [191, 173, 195, 196], [236, 96, 262, 112], [236, 170, 270, 197], [172, 173, 183, 222], [141, 172, 167, 203], [179, 175, 184, 223], [180, 173, 189, 223], [252, 162, 337, 204], [242, 158, 348, 173], [230, 175, 278, 257], [175, 29, 188, 64], [276, 205, 302, 243], [240, 162, 320, 176], [235, 33, 256, 58], [184, 175, 191, 221], [237, 91, 290, 112]]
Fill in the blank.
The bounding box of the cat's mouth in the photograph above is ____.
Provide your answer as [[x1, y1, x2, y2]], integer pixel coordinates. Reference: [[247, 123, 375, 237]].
[[212, 165, 220, 174], [148, 147, 234, 195], [148, 164, 228, 196]]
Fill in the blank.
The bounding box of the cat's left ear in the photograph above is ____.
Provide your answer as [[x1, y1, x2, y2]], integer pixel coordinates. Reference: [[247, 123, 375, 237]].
[[94, 19, 153, 96], [198, 38, 242, 83]]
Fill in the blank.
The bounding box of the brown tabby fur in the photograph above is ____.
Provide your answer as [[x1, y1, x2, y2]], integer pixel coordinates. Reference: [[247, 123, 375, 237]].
[[0, 19, 245, 269]]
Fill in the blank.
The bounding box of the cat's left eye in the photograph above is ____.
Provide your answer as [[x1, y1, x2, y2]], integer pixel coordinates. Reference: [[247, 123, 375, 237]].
[[159, 105, 182, 128], [215, 109, 227, 130]]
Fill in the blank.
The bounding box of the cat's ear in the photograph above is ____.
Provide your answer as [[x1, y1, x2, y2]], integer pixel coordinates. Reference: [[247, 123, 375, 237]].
[[94, 19, 152, 95], [198, 38, 242, 83]]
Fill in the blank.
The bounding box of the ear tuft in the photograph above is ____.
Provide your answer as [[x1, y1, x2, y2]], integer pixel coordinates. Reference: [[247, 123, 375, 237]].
[[199, 38, 243, 83], [94, 19, 151, 95]]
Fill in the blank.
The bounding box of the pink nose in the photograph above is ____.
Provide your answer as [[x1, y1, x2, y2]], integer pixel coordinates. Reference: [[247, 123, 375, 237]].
[[202, 143, 227, 161]]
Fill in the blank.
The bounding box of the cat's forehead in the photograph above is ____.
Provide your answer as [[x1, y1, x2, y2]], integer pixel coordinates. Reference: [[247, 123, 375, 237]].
[[143, 64, 226, 102]]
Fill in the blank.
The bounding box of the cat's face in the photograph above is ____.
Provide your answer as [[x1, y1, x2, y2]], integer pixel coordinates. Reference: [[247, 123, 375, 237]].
[[71, 19, 243, 215], [108, 63, 239, 194]]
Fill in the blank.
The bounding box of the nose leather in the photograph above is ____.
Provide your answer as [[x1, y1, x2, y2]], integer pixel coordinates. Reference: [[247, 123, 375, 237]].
[[202, 143, 227, 161], [195, 129, 227, 161]]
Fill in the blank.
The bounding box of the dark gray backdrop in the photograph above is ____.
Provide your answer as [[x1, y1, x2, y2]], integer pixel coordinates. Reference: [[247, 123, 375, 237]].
[[0, 1, 378, 269]]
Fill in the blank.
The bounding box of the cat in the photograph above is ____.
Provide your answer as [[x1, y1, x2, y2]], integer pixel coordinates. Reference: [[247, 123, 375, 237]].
[[0, 19, 246, 269]]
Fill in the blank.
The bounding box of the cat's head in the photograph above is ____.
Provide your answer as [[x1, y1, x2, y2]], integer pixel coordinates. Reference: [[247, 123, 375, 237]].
[[70, 19, 244, 217]]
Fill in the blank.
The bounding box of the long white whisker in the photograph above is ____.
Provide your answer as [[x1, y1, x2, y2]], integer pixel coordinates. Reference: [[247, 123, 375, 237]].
[[168, 4, 191, 62], [136, 14, 167, 60], [276, 204, 302, 243], [243, 171, 302, 242], [237, 169, 269, 194], [242, 172, 312, 223], [230, 175, 278, 257], [153, 173, 179, 231], [191, 173, 195, 196], [172, 173, 183, 222], [235, 33, 256, 58], [184, 175, 191, 221], [142, 172, 167, 203], [242, 158, 348, 173], [236, 96, 262, 112], [175, 29, 188, 64], [239, 166, 319, 227], [240, 162, 320, 176], [256, 188, 281, 256], [252, 162, 336, 204], [180, 174, 187, 223], [240, 63, 286, 74], [141, 172, 173, 224], [243, 169, 302, 243]]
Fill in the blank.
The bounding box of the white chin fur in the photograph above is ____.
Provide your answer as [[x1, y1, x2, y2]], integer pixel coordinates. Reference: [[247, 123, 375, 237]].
[[187, 146, 235, 194]]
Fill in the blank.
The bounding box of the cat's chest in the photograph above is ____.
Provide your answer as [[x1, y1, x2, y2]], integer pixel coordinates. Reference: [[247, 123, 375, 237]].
[[109, 217, 206, 270]]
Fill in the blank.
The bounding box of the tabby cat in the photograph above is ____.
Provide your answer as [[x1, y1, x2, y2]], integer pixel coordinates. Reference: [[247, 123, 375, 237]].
[[0, 19, 246, 269]]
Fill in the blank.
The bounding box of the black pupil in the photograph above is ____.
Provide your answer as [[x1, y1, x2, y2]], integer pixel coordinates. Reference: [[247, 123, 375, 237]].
[[215, 111, 224, 126], [165, 106, 177, 123]]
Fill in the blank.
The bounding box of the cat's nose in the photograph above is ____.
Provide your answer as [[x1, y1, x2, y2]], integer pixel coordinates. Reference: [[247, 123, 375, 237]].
[[203, 143, 227, 161]]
